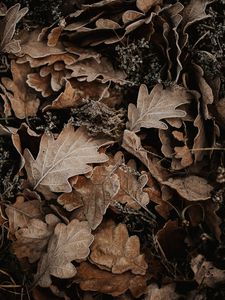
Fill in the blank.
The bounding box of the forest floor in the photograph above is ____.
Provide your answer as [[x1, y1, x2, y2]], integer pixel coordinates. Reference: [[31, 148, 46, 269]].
[[0, 0, 225, 299]]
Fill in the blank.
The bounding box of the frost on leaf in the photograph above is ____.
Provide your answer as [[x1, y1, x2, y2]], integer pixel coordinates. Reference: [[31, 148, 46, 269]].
[[24, 124, 111, 194], [90, 220, 148, 275], [0, 3, 28, 53], [36, 219, 94, 287], [127, 84, 191, 132]]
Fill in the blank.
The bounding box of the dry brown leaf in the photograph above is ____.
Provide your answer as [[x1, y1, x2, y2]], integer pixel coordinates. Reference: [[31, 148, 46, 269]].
[[24, 124, 111, 194], [127, 84, 191, 132], [67, 57, 126, 84], [90, 220, 148, 275], [181, 0, 212, 32], [5, 195, 42, 235], [163, 175, 213, 201], [36, 219, 94, 287], [191, 254, 225, 288], [26, 72, 52, 97], [113, 160, 149, 209], [145, 283, 179, 300], [1, 60, 40, 119], [76, 262, 147, 298], [0, 3, 28, 53], [59, 164, 120, 230], [122, 130, 168, 183], [136, 0, 162, 13], [12, 214, 59, 263]]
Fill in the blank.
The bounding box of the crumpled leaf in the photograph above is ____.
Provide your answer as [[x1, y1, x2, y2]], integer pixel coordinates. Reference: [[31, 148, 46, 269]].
[[12, 214, 59, 263], [5, 195, 42, 235], [0, 3, 28, 53], [181, 0, 212, 32], [1, 60, 40, 119], [58, 164, 120, 230], [163, 175, 213, 201], [90, 220, 148, 275], [36, 219, 94, 287], [191, 254, 225, 288], [67, 57, 126, 84], [127, 84, 191, 132], [76, 262, 147, 298], [24, 124, 111, 194]]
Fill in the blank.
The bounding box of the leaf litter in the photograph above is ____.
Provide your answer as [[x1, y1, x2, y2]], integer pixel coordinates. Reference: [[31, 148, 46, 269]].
[[0, 0, 225, 299]]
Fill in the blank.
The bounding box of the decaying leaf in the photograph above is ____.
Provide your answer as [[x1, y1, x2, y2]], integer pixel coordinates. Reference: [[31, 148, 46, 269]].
[[12, 214, 59, 263], [0, 3, 28, 53], [113, 159, 149, 209], [90, 220, 148, 275], [1, 60, 40, 119], [163, 175, 213, 201], [58, 164, 120, 229], [36, 219, 94, 287], [5, 195, 42, 235], [76, 262, 148, 298], [24, 124, 111, 194], [191, 254, 225, 288], [67, 57, 126, 84], [127, 84, 191, 132]]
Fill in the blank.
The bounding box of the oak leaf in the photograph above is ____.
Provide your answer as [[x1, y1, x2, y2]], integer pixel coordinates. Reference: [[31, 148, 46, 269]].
[[1, 60, 40, 119], [163, 175, 213, 201], [5, 195, 42, 235], [36, 219, 94, 287], [12, 214, 59, 263], [90, 220, 148, 275], [113, 159, 150, 209], [145, 283, 179, 300], [58, 164, 120, 229], [76, 262, 147, 298], [24, 124, 111, 193], [0, 4, 28, 53], [127, 84, 191, 132]]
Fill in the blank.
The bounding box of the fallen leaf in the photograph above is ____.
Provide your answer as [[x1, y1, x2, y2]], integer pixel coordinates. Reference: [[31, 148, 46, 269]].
[[0, 3, 28, 53], [163, 175, 213, 201], [67, 57, 126, 84], [76, 262, 147, 298], [5, 195, 42, 235], [113, 159, 150, 209], [181, 0, 212, 32], [136, 0, 162, 13], [24, 124, 111, 193], [122, 130, 168, 183], [90, 220, 148, 275], [59, 164, 120, 229], [12, 214, 59, 263], [1, 60, 40, 119], [36, 219, 94, 287], [127, 84, 191, 132], [191, 254, 225, 288]]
